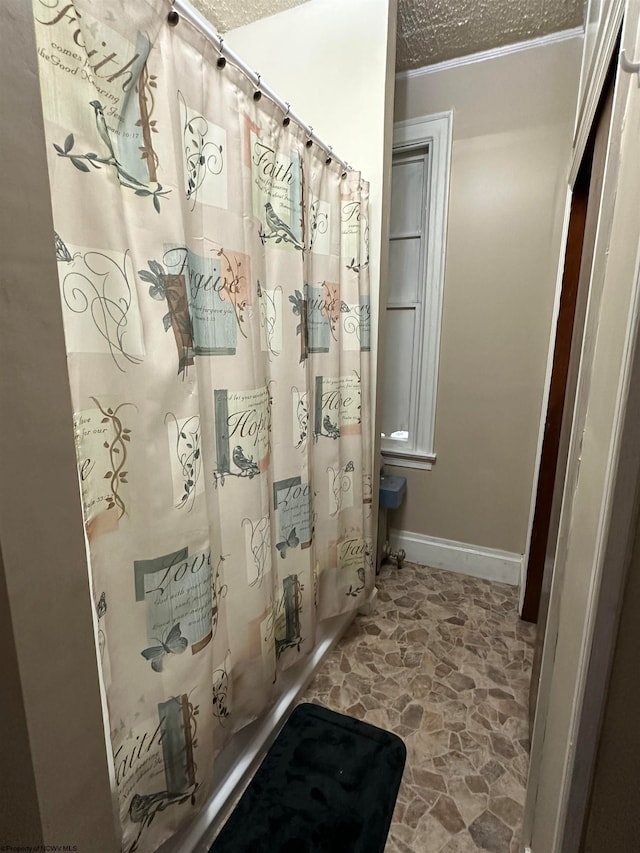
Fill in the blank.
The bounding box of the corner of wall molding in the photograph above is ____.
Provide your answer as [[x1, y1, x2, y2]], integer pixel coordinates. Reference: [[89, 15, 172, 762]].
[[389, 529, 522, 585]]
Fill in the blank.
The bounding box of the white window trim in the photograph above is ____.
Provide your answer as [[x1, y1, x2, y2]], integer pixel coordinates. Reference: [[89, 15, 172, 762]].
[[381, 111, 453, 469]]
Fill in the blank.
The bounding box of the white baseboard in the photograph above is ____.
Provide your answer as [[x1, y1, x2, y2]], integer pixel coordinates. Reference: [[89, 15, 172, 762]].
[[159, 601, 362, 853], [389, 528, 522, 586]]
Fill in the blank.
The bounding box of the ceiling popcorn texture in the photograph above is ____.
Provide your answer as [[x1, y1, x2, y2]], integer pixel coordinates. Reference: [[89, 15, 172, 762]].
[[396, 0, 586, 70], [192, 0, 310, 33], [189, 0, 584, 72]]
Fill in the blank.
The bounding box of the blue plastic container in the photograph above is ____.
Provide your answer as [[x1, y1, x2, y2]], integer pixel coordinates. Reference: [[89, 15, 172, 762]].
[[379, 474, 407, 510]]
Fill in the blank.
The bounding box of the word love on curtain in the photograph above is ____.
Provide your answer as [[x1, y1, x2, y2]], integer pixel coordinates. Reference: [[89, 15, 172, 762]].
[[34, 1, 372, 851]]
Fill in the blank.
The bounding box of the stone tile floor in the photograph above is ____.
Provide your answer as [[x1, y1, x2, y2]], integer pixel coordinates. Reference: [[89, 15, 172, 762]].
[[300, 562, 536, 853]]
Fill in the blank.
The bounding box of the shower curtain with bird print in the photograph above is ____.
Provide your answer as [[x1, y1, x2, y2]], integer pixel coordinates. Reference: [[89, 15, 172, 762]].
[[33, 1, 372, 850]]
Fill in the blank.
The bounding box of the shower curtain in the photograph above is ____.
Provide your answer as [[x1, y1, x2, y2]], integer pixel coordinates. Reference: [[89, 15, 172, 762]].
[[33, 1, 372, 850]]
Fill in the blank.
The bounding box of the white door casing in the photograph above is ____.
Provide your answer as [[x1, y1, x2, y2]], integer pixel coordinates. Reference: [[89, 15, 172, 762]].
[[523, 2, 640, 850]]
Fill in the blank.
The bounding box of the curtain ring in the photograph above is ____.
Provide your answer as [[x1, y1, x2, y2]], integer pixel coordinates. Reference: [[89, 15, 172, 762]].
[[282, 102, 291, 127], [167, 3, 179, 26], [216, 37, 226, 68], [253, 73, 262, 101], [306, 126, 314, 148], [325, 146, 333, 166]]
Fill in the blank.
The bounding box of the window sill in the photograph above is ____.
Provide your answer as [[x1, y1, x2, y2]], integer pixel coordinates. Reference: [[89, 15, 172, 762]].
[[381, 450, 436, 471]]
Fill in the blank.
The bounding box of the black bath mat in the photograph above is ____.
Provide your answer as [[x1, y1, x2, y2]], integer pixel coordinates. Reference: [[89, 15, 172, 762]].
[[210, 702, 406, 853]]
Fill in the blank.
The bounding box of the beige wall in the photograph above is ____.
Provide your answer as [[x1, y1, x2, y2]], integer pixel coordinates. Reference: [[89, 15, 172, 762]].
[[389, 36, 582, 554], [0, 546, 43, 845]]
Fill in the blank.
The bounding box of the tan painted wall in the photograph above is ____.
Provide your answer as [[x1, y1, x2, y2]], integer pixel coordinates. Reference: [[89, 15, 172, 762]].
[[0, 3, 118, 850], [0, 546, 43, 846], [389, 36, 582, 554]]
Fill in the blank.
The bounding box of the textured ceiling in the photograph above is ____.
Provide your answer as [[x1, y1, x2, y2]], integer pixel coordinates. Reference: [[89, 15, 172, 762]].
[[397, 0, 586, 71], [191, 0, 585, 72], [192, 0, 309, 33]]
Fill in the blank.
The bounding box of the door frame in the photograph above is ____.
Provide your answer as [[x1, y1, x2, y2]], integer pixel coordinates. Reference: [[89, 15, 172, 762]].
[[520, 164, 591, 625], [518, 189, 572, 612], [522, 1, 640, 849], [519, 0, 633, 614], [520, 1, 625, 616]]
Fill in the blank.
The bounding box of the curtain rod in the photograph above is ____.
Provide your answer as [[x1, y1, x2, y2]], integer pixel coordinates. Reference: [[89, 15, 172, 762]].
[[169, 0, 351, 173]]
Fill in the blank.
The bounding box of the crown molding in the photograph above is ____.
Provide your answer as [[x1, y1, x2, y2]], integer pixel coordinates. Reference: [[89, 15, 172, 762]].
[[396, 26, 584, 81]]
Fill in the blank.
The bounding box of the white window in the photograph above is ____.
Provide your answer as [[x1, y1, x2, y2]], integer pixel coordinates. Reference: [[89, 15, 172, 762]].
[[380, 112, 452, 470]]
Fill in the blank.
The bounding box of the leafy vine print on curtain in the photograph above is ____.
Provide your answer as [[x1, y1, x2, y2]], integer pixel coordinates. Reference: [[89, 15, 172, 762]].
[[34, 1, 372, 851]]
